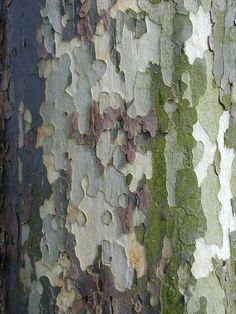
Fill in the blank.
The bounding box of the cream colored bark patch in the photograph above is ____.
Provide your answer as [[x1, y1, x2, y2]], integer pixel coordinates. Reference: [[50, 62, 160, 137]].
[[124, 236, 146, 278], [185, 6, 211, 64], [192, 111, 235, 279], [193, 120, 216, 186], [42, 153, 59, 184], [36, 124, 54, 148]]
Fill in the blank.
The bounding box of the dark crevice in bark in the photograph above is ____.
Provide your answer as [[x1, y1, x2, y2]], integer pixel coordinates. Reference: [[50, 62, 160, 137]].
[[0, 0, 50, 313], [0, 0, 13, 312]]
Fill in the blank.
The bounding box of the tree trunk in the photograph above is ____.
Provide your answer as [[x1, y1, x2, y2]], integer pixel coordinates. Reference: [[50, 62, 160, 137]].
[[1, 0, 236, 313]]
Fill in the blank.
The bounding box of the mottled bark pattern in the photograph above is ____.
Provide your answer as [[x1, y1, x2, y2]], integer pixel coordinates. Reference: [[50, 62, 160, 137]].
[[1, 0, 236, 313]]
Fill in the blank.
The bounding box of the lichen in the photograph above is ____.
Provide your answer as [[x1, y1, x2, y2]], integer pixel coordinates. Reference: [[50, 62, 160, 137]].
[[148, 33, 208, 312]]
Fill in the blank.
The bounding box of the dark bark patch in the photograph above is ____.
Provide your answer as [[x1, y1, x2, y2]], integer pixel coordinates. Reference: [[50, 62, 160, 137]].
[[117, 204, 133, 234]]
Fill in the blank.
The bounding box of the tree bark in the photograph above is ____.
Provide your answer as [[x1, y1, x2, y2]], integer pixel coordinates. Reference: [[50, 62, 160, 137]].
[[1, 0, 236, 313]]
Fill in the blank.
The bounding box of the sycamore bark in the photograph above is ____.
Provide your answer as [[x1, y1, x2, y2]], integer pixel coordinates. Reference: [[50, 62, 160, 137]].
[[1, 0, 236, 313]]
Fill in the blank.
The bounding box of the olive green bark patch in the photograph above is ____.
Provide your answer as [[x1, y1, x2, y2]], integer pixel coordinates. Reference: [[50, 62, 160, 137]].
[[201, 165, 223, 247], [190, 58, 207, 107], [196, 52, 223, 143], [187, 272, 225, 314], [225, 117, 236, 150]]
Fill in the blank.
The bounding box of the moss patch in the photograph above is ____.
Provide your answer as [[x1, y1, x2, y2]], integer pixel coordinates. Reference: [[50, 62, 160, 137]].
[[146, 48, 207, 312]]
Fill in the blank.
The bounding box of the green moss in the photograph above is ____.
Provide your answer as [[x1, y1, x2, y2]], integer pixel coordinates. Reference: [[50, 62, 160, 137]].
[[150, 64, 171, 133], [176, 168, 200, 212], [147, 45, 207, 313], [143, 64, 173, 266], [161, 200, 204, 313], [162, 206, 186, 313], [173, 101, 197, 157], [126, 174, 133, 186], [161, 128, 206, 313], [145, 135, 168, 265]]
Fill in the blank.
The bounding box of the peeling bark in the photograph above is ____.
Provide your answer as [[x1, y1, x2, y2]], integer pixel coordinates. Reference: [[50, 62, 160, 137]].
[[1, 0, 236, 313]]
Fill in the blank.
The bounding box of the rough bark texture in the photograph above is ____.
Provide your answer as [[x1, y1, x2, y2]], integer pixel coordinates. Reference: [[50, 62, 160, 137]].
[[1, 0, 236, 313]]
